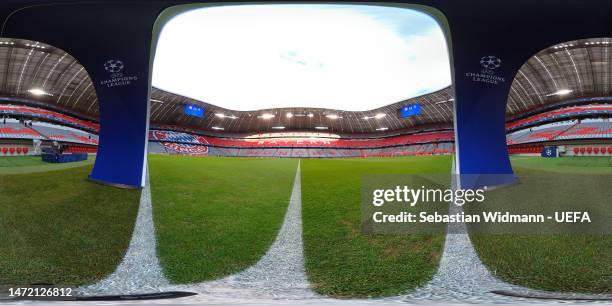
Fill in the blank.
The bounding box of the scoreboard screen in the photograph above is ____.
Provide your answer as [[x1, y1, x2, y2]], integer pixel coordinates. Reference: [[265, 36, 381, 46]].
[[184, 104, 204, 118], [399, 103, 421, 118]]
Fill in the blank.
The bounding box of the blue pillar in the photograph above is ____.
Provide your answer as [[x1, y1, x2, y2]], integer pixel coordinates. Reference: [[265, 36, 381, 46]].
[[452, 54, 523, 189], [439, 0, 612, 189], [2, 3, 166, 188]]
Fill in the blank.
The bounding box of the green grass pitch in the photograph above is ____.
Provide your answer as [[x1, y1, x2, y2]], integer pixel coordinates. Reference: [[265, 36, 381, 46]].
[[0, 162, 139, 286], [0, 155, 94, 175], [149, 155, 299, 283], [301, 156, 452, 297], [0, 154, 608, 295], [469, 156, 611, 294]]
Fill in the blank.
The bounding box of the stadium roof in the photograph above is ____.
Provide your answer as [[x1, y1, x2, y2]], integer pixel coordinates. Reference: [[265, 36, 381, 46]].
[[0, 37, 610, 133]]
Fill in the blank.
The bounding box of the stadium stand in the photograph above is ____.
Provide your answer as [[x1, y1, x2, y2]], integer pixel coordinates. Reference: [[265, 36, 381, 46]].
[[506, 121, 577, 144], [0, 104, 98, 132], [30, 122, 98, 145], [273, 149, 292, 157], [148, 141, 169, 154], [290, 148, 309, 158], [148, 129, 453, 149], [0, 120, 44, 139], [507, 119, 612, 144], [0, 102, 608, 158], [555, 119, 612, 140], [506, 104, 612, 131], [146, 128, 457, 158], [159, 142, 209, 155], [149, 130, 208, 145], [215, 147, 240, 157]]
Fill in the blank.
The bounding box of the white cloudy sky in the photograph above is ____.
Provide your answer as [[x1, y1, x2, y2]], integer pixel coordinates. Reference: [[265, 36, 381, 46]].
[[153, 4, 451, 112]]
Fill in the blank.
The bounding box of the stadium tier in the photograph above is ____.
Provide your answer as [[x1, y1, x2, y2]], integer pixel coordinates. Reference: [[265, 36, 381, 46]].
[[0, 104, 99, 132], [147, 118, 612, 158], [0, 118, 98, 145], [0, 121, 44, 140], [163, 142, 455, 158], [506, 104, 612, 130], [556, 120, 612, 140], [507, 119, 612, 145], [30, 122, 98, 145], [2, 109, 609, 158], [148, 130, 454, 148]]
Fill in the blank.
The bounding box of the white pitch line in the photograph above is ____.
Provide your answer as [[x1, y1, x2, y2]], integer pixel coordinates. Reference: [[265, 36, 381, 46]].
[[76, 165, 169, 296], [171, 160, 318, 299]]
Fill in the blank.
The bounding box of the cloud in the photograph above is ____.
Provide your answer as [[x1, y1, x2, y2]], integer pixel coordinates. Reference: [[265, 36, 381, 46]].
[[153, 4, 451, 111]]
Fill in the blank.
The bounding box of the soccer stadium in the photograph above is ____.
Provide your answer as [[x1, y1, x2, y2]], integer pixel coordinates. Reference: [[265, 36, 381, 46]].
[[0, 1, 610, 305]]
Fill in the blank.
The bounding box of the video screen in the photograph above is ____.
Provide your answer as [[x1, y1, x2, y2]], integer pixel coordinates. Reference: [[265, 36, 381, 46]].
[[400, 103, 421, 118], [184, 104, 204, 118]]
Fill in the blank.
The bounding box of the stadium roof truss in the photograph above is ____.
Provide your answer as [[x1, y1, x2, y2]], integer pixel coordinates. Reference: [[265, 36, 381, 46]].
[[0, 37, 610, 134]]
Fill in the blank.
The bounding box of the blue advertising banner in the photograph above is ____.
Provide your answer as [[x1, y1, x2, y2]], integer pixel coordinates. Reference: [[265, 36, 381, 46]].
[[542, 147, 557, 158]]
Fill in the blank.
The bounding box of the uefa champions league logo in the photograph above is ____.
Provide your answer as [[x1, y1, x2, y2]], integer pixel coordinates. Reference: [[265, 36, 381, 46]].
[[480, 56, 502, 70], [465, 55, 506, 86], [104, 60, 124, 74], [100, 59, 138, 88]]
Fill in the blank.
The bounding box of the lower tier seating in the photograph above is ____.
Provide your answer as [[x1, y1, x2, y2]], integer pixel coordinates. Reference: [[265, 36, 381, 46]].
[[172, 142, 455, 158]]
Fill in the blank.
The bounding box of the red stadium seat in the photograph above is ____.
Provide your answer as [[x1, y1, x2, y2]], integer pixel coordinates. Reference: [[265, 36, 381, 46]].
[[580, 148, 586, 154], [594, 147, 600, 154], [2, 147, 7, 155], [573, 148, 579, 154], [587, 147, 593, 154], [16, 147, 22, 154], [9, 147, 15, 155], [23, 147, 29, 155], [609, 147, 612, 154]]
